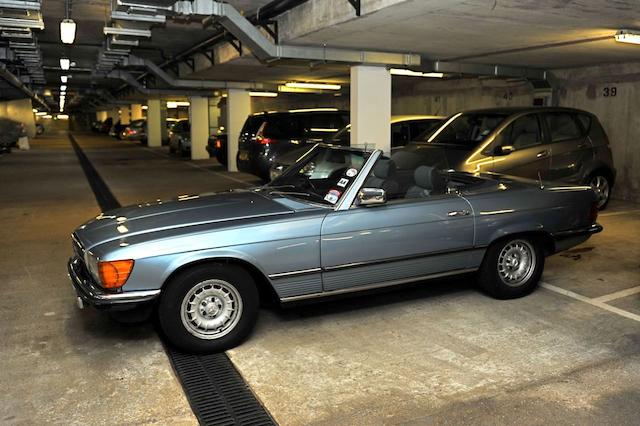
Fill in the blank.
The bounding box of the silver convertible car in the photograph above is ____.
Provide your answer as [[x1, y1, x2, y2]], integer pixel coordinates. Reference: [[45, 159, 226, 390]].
[[68, 144, 602, 352]]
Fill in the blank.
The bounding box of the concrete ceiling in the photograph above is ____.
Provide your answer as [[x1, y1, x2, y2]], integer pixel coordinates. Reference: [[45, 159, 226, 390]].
[[284, 0, 640, 69]]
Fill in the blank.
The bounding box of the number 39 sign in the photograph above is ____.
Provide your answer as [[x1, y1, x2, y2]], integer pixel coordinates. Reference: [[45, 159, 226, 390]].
[[602, 87, 617, 97]]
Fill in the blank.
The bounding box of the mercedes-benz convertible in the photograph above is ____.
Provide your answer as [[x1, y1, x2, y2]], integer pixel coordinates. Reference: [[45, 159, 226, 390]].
[[68, 144, 602, 352]]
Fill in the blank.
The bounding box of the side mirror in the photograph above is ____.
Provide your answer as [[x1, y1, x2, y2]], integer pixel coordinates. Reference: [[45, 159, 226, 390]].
[[357, 188, 386, 206], [495, 145, 515, 156]]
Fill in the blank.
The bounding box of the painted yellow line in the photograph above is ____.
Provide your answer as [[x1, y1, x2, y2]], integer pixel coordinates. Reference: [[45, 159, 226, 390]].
[[540, 282, 640, 323], [593, 286, 640, 303]]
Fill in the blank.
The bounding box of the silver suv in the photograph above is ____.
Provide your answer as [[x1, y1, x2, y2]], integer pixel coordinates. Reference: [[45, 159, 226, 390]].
[[404, 107, 616, 209]]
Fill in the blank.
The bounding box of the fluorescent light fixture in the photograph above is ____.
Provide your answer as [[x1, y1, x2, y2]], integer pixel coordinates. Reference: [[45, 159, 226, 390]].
[[284, 82, 341, 90], [166, 101, 190, 108], [36, 111, 47, 116], [61, 75, 68, 83], [43, 114, 53, 119], [60, 19, 76, 44], [32, 108, 38, 113], [57, 114, 69, 120], [60, 85, 67, 92], [288, 108, 338, 113], [390, 68, 444, 78], [615, 29, 640, 45], [142, 105, 148, 110], [249, 91, 278, 97], [60, 58, 70, 70]]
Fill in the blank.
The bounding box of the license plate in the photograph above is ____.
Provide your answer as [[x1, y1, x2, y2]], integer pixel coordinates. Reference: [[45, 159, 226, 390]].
[[238, 151, 249, 161]]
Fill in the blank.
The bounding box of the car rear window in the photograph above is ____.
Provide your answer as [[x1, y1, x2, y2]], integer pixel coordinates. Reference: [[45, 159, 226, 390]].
[[544, 113, 581, 142], [240, 116, 266, 137]]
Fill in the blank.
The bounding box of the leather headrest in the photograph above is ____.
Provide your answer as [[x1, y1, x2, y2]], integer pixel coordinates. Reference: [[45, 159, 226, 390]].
[[414, 165, 444, 190], [373, 160, 396, 179]]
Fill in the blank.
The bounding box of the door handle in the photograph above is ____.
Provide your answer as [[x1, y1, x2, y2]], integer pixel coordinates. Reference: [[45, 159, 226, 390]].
[[448, 210, 470, 217], [536, 150, 549, 158]]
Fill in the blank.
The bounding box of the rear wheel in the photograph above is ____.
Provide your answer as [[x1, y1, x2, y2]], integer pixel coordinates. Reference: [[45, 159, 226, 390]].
[[478, 237, 544, 299], [588, 173, 611, 210], [158, 264, 259, 353]]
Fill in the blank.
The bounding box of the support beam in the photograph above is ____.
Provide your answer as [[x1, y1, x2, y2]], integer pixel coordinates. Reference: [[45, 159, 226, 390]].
[[350, 65, 391, 154], [226, 89, 250, 172], [146, 99, 163, 147], [189, 96, 210, 160], [130, 103, 143, 120]]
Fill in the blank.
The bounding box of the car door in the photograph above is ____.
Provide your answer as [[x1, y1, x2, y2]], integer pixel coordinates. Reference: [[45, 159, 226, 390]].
[[544, 112, 594, 184], [319, 167, 475, 293], [488, 113, 550, 180]]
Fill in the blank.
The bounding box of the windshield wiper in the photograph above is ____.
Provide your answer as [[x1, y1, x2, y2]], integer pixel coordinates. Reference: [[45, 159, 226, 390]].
[[268, 190, 312, 198]]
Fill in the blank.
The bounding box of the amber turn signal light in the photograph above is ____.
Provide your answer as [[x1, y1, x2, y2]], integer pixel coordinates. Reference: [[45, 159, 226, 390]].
[[98, 260, 134, 289]]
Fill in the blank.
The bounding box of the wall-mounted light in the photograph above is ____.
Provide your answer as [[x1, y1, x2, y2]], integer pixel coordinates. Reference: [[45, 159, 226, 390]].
[[32, 108, 38, 113], [615, 29, 640, 45], [60, 19, 76, 44], [60, 58, 70, 70], [142, 105, 148, 110], [249, 91, 278, 97], [61, 75, 68, 83], [36, 111, 47, 116], [390, 68, 444, 78], [284, 82, 341, 90]]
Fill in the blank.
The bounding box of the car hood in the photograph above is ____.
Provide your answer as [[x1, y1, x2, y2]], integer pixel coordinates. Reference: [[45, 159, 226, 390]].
[[74, 190, 292, 250]]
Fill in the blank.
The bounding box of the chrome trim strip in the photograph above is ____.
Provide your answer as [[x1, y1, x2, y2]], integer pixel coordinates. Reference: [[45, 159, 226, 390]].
[[268, 267, 322, 279], [268, 247, 486, 279], [552, 223, 603, 238], [280, 268, 478, 303]]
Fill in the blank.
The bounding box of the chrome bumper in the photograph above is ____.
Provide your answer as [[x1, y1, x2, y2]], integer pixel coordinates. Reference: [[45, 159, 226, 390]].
[[67, 257, 161, 307], [552, 223, 603, 239]]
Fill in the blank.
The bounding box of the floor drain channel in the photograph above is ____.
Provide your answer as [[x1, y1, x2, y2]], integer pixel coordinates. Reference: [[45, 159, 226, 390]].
[[167, 349, 276, 426], [68, 132, 276, 425]]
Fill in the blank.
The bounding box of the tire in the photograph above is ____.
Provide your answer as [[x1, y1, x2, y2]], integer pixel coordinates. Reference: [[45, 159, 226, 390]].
[[587, 172, 612, 210], [477, 237, 544, 299], [158, 264, 259, 353]]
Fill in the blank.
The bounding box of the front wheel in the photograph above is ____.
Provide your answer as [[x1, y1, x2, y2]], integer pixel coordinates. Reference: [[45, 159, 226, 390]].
[[477, 237, 544, 299], [158, 264, 259, 353]]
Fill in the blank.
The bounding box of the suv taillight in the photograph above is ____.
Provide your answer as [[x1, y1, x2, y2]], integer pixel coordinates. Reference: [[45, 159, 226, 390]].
[[256, 135, 273, 145]]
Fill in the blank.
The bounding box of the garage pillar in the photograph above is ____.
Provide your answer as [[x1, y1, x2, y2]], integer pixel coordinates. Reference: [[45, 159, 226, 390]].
[[108, 108, 119, 123], [120, 105, 130, 125], [130, 104, 143, 120], [146, 99, 163, 147], [96, 110, 107, 121], [189, 96, 210, 160], [226, 89, 251, 172], [350, 65, 391, 154]]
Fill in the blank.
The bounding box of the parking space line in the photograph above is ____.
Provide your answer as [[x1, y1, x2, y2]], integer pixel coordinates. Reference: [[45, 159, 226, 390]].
[[599, 209, 640, 217], [142, 146, 254, 186], [540, 282, 640, 323], [593, 286, 640, 303]]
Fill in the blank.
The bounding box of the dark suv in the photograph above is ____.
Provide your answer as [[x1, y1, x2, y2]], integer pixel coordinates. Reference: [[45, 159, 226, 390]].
[[236, 109, 349, 180], [403, 107, 616, 209]]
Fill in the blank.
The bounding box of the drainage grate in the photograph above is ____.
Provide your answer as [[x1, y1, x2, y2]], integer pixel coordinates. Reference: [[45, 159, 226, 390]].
[[167, 349, 276, 426], [69, 132, 276, 425]]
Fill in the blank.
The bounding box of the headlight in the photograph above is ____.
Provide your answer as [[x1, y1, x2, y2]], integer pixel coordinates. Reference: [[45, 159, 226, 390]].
[[84, 251, 100, 281]]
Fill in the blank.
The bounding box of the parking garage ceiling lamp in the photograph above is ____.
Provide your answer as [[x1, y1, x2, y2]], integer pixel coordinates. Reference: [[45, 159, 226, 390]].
[[284, 82, 341, 90], [60, 58, 70, 70], [249, 91, 278, 97], [389, 68, 444, 78], [61, 75, 68, 83], [60, 85, 67, 92], [60, 19, 76, 44], [166, 101, 190, 108], [615, 29, 640, 45]]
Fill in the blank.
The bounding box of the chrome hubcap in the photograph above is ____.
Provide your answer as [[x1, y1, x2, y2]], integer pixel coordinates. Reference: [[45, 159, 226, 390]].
[[590, 175, 610, 209], [181, 279, 243, 340], [497, 240, 536, 286]]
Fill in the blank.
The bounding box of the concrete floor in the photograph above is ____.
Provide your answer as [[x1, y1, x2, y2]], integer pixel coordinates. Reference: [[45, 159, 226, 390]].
[[1, 132, 638, 425]]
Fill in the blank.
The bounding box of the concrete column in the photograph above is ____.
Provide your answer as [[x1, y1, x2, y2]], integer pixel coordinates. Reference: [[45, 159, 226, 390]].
[[209, 97, 221, 136], [120, 105, 130, 125], [226, 89, 251, 171], [189, 96, 210, 160], [350, 65, 391, 154], [96, 110, 107, 121], [130, 104, 143, 120], [108, 108, 119, 123], [147, 99, 163, 147]]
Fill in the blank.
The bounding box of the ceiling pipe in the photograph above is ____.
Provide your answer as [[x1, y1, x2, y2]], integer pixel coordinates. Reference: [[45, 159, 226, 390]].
[[0, 63, 49, 110], [107, 69, 234, 96], [122, 54, 264, 90]]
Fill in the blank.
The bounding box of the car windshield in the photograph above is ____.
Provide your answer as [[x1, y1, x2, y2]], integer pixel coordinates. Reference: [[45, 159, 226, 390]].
[[416, 113, 508, 149], [267, 145, 371, 206]]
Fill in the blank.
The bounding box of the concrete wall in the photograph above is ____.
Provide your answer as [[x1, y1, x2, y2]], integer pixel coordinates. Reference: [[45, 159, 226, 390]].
[[0, 98, 36, 138], [551, 62, 640, 203]]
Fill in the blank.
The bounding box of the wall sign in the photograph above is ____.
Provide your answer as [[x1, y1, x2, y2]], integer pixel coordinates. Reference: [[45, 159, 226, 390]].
[[602, 87, 617, 97]]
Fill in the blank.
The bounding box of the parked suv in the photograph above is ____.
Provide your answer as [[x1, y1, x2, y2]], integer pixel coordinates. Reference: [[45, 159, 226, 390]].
[[168, 119, 191, 156], [404, 107, 616, 208], [236, 109, 350, 180]]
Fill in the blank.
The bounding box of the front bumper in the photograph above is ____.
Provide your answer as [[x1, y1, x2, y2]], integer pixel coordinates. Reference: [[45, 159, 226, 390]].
[[67, 257, 160, 308]]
